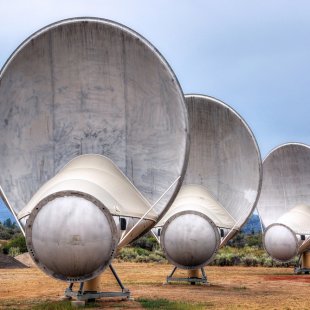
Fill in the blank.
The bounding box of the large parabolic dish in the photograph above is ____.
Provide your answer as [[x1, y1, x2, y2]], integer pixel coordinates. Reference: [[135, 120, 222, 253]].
[[257, 143, 310, 262], [157, 94, 262, 269], [0, 18, 189, 281], [0, 17, 189, 224]]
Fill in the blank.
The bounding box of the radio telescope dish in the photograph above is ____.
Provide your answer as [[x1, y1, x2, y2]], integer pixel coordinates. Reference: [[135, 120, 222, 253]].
[[257, 143, 310, 263], [0, 18, 189, 282], [156, 94, 262, 272]]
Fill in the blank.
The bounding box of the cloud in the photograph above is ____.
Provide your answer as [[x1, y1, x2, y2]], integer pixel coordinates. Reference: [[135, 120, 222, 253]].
[[1, 0, 310, 157]]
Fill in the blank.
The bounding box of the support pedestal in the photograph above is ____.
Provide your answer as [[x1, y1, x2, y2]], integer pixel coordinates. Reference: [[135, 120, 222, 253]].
[[64, 264, 130, 302], [166, 266, 208, 285]]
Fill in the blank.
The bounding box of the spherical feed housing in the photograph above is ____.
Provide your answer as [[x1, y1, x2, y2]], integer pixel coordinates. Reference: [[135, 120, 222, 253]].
[[161, 210, 220, 269], [26, 191, 118, 281], [263, 223, 298, 263]]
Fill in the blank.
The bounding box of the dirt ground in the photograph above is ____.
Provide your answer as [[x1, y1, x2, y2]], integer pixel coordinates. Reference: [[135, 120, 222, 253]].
[[0, 262, 310, 309]]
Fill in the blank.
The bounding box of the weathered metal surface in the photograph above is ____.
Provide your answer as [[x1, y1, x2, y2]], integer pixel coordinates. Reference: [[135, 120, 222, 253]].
[[183, 95, 262, 230], [158, 184, 236, 229], [26, 191, 119, 281], [157, 95, 262, 269], [23, 154, 156, 281], [160, 210, 220, 269], [257, 143, 310, 229], [0, 18, 189, 225], [19, 154, 156, 222], [263, 223, 298, 262]]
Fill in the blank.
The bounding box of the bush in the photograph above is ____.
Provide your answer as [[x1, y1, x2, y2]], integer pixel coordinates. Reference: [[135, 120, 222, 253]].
[[136, 247, 150, 256], [0, 230, 11, 240], [263, 256, 274, 267], [209, 246, 299, 267], [228, 232, 263, 249], [0, 220, 20, 240], [118, 247, 139, 261], [8, 246, 21, 257], [212, 252, 241, 266], [246, 234, 263, 248], [2, 234, 27, 255], [131, 235, 158, 251], [228, 233, 246, 248], [117, 246, 167, 263], [148, 252, 166, 263], [242, 255, 259, 267]]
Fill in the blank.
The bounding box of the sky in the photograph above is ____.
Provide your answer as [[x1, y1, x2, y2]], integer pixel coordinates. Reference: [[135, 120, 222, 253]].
[[1, 0, 310, 157], [0, 1, 309, 218], [0, 199, 14, 223]]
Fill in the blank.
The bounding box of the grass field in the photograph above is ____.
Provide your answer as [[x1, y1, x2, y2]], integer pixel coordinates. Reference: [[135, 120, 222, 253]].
[[0, 262, 309, 309]]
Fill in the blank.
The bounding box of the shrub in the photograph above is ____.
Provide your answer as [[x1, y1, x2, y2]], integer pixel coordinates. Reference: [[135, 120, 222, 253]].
[[0, 220, 21, 240], [212, 252, 241, 266], [118, 247, 139, 261], [263, 256, 274, 267], [8, 246, 21, 257], [117, 246, 167, 263], [246, 234, 263, 248], [131, 235, 158, 251], [136, 247, 149, 256], [0, 230, 11, 240], [148, 252, 166, 263], [2, 234, 27, 255], [242, 255, 259, 267]]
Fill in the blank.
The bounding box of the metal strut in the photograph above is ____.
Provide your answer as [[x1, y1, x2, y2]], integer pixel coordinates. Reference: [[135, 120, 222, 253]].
[[109, 264, 126, 290], [64, 264, 130, 301], [168, 266, 178, 278], [166, 266, 208, 285]]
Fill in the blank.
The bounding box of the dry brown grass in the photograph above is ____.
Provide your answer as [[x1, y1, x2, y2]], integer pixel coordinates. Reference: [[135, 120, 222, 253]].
[[0, 262, 310, 309]]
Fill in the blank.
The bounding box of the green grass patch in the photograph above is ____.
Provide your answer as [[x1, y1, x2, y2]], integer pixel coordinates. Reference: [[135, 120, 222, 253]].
[[31, 300, 100, 309], [31, 301, 73, 310], [138, 298, 208, 309]]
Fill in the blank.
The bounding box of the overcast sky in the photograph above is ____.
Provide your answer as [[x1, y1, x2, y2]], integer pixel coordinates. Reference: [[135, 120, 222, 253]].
[[1, 0, 309, 158]]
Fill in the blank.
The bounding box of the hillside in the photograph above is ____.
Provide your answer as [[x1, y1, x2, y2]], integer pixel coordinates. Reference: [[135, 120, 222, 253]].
[[241, 213, 261, 234]]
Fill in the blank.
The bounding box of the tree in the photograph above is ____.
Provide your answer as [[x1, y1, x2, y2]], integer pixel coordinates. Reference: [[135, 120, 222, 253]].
[[3, 218, 14, 228]]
